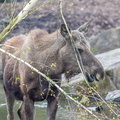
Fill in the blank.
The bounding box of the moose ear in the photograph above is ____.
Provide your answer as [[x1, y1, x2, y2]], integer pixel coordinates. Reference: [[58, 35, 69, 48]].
[[60, 24, 71, 39], [78, 20, 92, 33]]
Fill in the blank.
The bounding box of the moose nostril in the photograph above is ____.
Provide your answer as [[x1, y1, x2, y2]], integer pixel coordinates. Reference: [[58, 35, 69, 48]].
[[86, 73, 94, 82], [90, 74, 94, 79]]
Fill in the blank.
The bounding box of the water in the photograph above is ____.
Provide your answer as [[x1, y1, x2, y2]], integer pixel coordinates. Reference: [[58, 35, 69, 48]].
[[0, 81, 78, 120], [1, 80, 120, 120]]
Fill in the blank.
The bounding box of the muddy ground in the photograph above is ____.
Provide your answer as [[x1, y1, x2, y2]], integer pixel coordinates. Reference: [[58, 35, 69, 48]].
[[0, 0, 120, 39]]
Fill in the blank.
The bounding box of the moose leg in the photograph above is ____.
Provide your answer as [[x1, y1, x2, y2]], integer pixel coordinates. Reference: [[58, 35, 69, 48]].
[[18, 96, 35, 120], [47, 96, 58, 120], [4, 88, 15, 120], [46, 89, 59, 120]]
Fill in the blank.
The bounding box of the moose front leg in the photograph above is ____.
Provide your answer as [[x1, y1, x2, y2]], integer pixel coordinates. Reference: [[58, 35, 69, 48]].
[[46, 88, 59, 120], [4, 88, 15, 120], [47, 96, 58, 120], [18, 96, 35, 120]]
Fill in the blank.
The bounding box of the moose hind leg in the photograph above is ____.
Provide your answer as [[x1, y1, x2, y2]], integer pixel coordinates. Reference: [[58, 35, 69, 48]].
[[4, 88, 15, 120]]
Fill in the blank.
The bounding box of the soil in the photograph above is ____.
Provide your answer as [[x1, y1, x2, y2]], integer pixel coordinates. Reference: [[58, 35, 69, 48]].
[[0, 0, 120, 39]]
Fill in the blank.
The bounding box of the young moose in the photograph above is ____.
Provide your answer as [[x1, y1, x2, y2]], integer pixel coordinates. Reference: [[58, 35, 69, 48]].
[[2, 23, 104, 120]]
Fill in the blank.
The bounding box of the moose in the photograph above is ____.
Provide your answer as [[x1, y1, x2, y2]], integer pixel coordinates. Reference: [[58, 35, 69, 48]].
[[2, 23, 104, 120]]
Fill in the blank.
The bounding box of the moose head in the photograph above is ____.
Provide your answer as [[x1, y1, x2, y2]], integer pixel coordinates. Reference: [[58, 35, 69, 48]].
[[59, 23, 104, 82]]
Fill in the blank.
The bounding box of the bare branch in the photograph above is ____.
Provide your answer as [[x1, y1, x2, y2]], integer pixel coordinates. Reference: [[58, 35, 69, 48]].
[[59, 0, 118, 116], [0, 0, 52, 43], [0, 48, 99, 119]]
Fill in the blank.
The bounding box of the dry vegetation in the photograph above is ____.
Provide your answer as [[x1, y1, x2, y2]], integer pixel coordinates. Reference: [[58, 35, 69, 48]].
[[0, 0, 120, 39]]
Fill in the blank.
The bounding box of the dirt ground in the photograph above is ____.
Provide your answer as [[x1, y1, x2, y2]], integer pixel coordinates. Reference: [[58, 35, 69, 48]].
[[0, 0, 120, 39]]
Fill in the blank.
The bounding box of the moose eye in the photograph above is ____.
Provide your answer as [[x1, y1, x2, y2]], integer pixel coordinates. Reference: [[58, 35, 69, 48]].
[[77, 48, 83, 53]]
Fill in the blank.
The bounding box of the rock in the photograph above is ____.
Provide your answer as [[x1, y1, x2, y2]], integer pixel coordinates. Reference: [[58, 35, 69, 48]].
[[105, 90, 120, 104], [96, 48, 120, 71], [90, 27, 120, 54], [112, 67, 120, 89]]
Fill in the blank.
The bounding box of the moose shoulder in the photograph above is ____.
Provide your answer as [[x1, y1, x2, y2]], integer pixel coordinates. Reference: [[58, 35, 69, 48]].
[[2, 23, 104, 120]]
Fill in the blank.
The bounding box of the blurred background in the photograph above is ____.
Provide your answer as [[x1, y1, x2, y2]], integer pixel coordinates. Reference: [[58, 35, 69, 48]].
[[0, 0, 120, 120]]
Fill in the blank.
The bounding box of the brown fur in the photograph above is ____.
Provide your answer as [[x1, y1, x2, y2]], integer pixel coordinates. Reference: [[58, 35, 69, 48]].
[[2, 24, 104, 120]]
